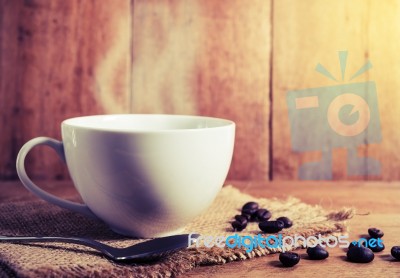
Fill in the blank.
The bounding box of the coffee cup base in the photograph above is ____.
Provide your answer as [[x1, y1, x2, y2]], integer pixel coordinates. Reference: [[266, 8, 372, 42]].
[[110, 226, 186, 239]]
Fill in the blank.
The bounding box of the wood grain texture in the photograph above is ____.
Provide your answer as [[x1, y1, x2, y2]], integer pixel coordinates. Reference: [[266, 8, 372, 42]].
[[132, 0, 271, 180], [0, 0, 131, 180], [131, 0, 202, 115], [367, 0, 400, 181], [0, 0, 21, 179], [272, 0, 375, 180]]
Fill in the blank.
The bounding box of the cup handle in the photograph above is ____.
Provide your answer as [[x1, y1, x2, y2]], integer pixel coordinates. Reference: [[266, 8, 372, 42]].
[[16, 137, 97, 219]]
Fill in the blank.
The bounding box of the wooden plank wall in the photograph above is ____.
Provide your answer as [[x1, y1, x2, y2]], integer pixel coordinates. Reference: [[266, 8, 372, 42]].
[[1, 0, 399, 181], [273, 0, 371, 179], [273, 0, 400, 180], [131, 0, 271, 180], [0, 0, 131, 180]]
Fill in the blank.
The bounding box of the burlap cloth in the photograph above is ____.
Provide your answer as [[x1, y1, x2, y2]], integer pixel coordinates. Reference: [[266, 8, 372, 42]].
[[0, 185, 353, 277]]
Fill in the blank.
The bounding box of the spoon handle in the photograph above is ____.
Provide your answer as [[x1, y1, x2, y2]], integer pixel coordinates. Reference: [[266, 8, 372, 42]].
[[0, 236, 111, 255]]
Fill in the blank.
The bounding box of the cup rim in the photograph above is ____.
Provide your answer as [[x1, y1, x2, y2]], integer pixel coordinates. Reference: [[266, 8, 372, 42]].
[[62, 114, 235, 133]]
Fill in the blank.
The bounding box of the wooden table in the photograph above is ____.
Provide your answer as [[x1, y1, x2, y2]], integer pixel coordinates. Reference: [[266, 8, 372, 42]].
[[0, 180, 399, 277]]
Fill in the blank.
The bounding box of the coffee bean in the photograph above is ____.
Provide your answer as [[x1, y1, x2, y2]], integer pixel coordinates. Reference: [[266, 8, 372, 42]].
[[259, 220, 284, 233], [240, 213, 252, 221], [241, 202, 259, 219], [231, 220, 247, 231], [307, 246, 329, 260], [348, 241, 366, 249], [390, 246, 400, 260], [242, 201, 259, 212], [255, 209, 272, 222], [279, 252, 300, 267], [242, 209, 258, 221], [234, 215, 248, 225], [346, 246, 374, 263], [276, 216, 293, 228], [369, 242, 385, 253], [368, 227, 384, 238]]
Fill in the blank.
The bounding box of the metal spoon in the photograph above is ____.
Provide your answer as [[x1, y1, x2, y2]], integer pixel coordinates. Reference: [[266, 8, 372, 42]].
[[0, 233, 200, 262]]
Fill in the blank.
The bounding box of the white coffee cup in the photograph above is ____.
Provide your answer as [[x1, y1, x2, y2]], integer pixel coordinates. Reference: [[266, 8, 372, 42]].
[[16, 114, 235, 238]]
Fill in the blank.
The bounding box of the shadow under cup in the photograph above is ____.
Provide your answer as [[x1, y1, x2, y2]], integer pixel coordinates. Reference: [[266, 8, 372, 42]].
[[17, 114, 235, 238]]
